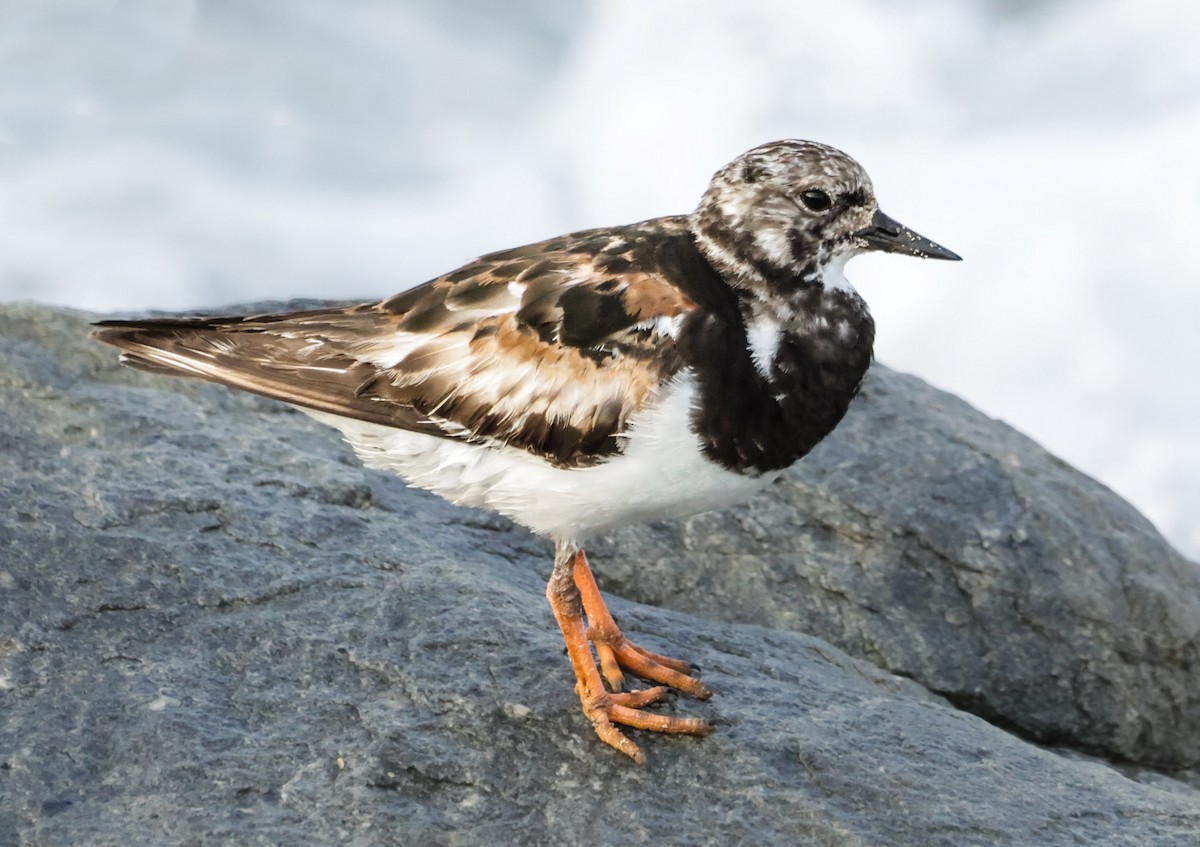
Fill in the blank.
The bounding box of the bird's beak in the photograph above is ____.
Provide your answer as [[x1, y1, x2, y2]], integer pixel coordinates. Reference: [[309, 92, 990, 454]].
[[855, 209, 961, 261]]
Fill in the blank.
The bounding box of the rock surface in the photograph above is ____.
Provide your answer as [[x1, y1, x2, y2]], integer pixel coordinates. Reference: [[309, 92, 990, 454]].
[[2, 302, 1199, 846]]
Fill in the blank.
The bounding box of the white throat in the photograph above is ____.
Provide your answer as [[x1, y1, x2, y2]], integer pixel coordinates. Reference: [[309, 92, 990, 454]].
[[819, 253, 857, 295]]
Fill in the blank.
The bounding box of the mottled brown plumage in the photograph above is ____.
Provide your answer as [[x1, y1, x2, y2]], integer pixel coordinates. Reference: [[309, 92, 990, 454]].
[[95, 218, 705, 469]]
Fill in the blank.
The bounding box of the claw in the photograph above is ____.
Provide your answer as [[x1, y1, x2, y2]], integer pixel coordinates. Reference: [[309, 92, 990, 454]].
[[588, 628, 712, 699]]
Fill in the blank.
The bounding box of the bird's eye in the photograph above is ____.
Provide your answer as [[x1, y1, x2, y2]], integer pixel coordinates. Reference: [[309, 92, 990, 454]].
[[800, 189, 832, 212]]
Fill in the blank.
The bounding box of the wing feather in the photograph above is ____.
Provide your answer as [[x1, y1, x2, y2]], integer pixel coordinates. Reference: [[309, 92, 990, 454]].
[[93, 217, 702, 468]]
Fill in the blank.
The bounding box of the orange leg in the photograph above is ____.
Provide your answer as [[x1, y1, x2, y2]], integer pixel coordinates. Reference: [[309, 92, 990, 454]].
[[544, 542, 712, 764], [572, 549, 712, 700]]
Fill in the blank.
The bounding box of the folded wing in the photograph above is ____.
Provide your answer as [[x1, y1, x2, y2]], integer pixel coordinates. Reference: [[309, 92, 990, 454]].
[[93, 218, 700, 468]]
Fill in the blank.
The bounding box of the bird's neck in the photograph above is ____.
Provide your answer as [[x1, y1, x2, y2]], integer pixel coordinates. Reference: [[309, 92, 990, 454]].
[[737, 258, 868, 376]]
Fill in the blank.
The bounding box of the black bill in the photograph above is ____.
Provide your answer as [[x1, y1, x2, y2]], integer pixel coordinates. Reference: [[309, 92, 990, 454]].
[[855, 209, 961, 261]]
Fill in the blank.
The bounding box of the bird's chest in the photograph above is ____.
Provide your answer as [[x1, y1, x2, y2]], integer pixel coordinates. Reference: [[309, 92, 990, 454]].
[[681, 293, 875, 475]]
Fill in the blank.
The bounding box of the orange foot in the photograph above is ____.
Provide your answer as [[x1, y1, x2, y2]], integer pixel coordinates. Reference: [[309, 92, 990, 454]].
[[573, 550, 712, 701], [546, 547, 712, 764]]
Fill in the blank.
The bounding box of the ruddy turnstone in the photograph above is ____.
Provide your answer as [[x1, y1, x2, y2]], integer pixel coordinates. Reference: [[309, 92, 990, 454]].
[[93, 140, 960, 764]]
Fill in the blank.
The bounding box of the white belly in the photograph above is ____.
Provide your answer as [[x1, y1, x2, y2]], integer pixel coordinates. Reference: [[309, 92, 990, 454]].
[[299, 375, 776, 542]]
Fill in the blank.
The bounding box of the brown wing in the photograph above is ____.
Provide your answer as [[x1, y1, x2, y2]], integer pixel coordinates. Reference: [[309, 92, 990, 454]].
[[92, 217, 701, 468]]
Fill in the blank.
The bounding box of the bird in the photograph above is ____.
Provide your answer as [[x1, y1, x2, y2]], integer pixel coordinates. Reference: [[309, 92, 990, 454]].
[[92, 139, 960, 764]]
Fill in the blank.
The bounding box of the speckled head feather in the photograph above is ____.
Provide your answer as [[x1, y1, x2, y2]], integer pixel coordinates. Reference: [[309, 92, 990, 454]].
[[691, 140, 879, 290]]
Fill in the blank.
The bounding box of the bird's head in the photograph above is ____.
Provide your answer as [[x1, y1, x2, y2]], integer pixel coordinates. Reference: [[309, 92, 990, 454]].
[[690, 139, 960, 293]]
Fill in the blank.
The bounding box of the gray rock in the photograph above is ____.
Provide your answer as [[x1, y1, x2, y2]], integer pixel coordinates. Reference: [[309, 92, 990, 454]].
[[599, 364, 1200, 770], [1, 301, 1198, 846]]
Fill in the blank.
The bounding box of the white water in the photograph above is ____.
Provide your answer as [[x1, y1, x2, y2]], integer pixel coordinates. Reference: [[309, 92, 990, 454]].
[[2, 0, 1196, 558]]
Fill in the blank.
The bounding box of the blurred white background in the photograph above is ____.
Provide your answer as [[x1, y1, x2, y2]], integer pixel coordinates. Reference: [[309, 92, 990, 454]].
[[1, 0, 1196, 558]]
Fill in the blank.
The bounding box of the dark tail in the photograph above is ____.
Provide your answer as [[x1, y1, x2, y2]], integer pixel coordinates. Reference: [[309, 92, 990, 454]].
[[90, 314, 441, 434]]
